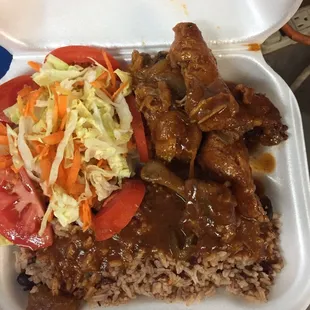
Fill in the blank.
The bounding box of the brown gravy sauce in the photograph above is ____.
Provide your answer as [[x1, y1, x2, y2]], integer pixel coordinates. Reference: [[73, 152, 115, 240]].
[[42, 183, 276, 280]]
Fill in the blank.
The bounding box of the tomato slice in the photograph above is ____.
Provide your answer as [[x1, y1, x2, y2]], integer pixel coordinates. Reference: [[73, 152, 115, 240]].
[[0, 168, 53, 250], [93, 180, 146, 241], [0, 75, 38, 123], [126, 95, 149, 162], [46, 46, 120, 69]]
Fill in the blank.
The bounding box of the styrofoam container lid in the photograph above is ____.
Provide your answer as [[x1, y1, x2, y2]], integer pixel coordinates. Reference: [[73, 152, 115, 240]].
[[1, 1, 310, 310], [0, 0, 303, 53]]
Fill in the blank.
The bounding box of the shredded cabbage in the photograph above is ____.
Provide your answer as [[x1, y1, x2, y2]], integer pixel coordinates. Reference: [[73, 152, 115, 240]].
[[33, 69, 85, 87], [17, 117, 35, 173], [32, 119, 46, 134], [109, 154, 131, 179], [51, 185, 80, 227], [6, 125, 23, 169], [114, 94, 133, 132], [4, 102, 20, 124], [49, 110, 78, 185], [85, 165, 118, 201], [114, 69, 132, 97], [83, 138, 126, 162], [45, 98, 55, 136], [45, 54, 69, 70], [64, 136, 74, 168], [77, 175, 92, 203], [39, 185, 80, 235]]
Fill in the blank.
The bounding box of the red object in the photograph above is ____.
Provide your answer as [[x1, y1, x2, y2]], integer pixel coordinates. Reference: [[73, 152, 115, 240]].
[[126, 95, 149, 162], [0, 168, 53, 250], [46, 46, 120, 69], [281, 23, 310, 45], [0, 75, 38, 123], [93, 180, 146, 241]]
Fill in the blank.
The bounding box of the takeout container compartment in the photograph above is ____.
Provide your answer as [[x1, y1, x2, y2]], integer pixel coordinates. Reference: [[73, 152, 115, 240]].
[[1, 1, 310, 310]]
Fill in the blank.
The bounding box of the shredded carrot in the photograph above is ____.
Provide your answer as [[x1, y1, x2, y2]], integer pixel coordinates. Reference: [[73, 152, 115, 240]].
[[43, 131, 64, 145], [91, 79, 114, 98], [28, 61, 42, 72], [79, 200, 92, 232], [40, 146, 56, 183], [48, 211, 54, 222], [102, 51, 116, 93], [68, 182, 85, 198], [18, 85, 32, 98], [48, 145, 56, 159], [56, 160, 67, 189], [112, 81, 129, 100], [17, 96, 24, 115], [58, 95, 67, 119], [38, 144, 50, 159], [0, 136, 9, 145], [53, 100, 59, 131], [40, 157, 52, 182], [59, 113, 67, 131], [23, 102, 29, 116], [0, 123, 7, 136], [66, 146, 81, 191], [100, 86, 113, 99], [97, 71, 109, 82], [91, 80, 103, 89], [24, 89, 42, 121]]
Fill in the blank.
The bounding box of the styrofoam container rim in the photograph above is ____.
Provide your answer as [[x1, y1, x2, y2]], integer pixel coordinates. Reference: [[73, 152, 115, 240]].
[[0, 1, 309, 310]]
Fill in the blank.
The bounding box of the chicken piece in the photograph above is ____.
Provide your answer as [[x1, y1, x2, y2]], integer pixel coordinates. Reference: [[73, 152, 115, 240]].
[[198, 133, 267, 222], [141, 160, 185, 197], [224, 83, 288, 145], [170, 80, 287, 145], [134, 79, 171, 134], [168, 22, 287, 144], [169, 22, 239, 129], [141, 161, 237, 244], [131, 50, 186, 100], [131, 51, 202, 163], [182, 179, 237, 243], [154, 110, 202, 163]]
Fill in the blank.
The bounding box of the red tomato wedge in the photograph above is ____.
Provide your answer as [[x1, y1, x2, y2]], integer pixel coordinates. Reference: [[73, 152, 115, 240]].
[[93, 180, 146, 241], [0, 75, 38, 123], [46, 46, 120, 69], [126, 95, 149, 162], [0, 168, 53, 250]]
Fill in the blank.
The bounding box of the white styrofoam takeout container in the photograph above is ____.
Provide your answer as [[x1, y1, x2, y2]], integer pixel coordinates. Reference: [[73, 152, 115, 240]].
[[0, 0, 310, 309]]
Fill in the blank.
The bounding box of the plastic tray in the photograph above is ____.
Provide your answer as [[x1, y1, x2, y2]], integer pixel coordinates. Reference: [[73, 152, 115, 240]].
[[1, 1, 310, 310]]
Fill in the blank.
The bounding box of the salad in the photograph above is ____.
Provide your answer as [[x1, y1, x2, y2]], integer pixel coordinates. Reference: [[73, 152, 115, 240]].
[[0, 46, 148, 250]]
